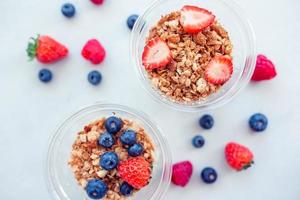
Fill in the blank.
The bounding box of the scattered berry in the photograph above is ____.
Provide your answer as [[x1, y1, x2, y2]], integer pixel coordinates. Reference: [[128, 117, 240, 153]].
[[86, 179, 108, 199], [61, 3, 76, 18], [180, 5, 215, 33], [88, 70, 102, 85], [27, 35, 68, 63], [251, 54, 277, 81], [204, 56, 233, 85], [81, 39, 106, 64], [249, 113, 268, 132], [201, 167, 217, 184], [199, 114, 214, 129], [171, 161, 193, 187], [192, 135, 205, 148], [120, 130, 136, 146], [100, 152, 119, 170], [38, 69, 52, 83], [98, 132, 115, 148], [225, 142, 254, 171], [128, 143, 144, 157], [118, 157, 151, 189], [127, 14, 139, 30], [119, 182, 134, 196], [104, 116, 123, 134], [142, 37, 172, 70], [90, 0, 104, 5]]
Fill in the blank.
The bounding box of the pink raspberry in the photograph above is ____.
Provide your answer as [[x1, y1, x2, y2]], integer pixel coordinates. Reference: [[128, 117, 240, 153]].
[[90, 0, 104, 5], [171, 161, 193, 187], [251, 54, 277, 81], [81, 39, 106, 65]]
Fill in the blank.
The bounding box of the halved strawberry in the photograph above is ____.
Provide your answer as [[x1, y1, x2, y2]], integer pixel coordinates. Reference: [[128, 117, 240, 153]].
[[142, 37, 172, 70], [204, 56, 233, 85], [180, 5, 215, 34]]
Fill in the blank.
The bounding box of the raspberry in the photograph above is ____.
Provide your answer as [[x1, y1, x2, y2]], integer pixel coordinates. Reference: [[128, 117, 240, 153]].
[[90, 0, 104, 5], [81, 39, 106, 65], [251, 54, 277, 81], [171, 161, 193, 187]]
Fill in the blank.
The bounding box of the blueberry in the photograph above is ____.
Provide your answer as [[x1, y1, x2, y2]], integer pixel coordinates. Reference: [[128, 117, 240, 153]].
[[199, 114, 214, 129], [192, 135, 205, 148], [98, 132, 115, 148], [201, 167, 217, 184], [38, 69, 52, 83], [104, 116, 123, 134], [88, 70, 102, 86], [86, 179, 108, 199], [120, 182, 134, 196], [120, 130, 136, 145], [127, 14, 139, 30], [249, 113, 268, 132], [61, 3, 76, 18], [100, 152, 119, 170], [128, 143, 143, 157]]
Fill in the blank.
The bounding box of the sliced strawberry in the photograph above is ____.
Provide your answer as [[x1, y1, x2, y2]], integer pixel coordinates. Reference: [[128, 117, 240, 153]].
[[142, 37, 172, 70], [204, 56, 233, 85], [180, 5, 215, 34]]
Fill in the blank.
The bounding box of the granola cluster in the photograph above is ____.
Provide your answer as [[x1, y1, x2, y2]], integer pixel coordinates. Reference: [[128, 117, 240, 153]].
[[146, 11, 233, 102], [68, 117, 155, 200]]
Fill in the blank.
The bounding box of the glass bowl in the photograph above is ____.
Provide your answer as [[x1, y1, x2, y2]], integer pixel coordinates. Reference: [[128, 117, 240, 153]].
[[45, 103, 172, 200], [130, 0, 256, 112]]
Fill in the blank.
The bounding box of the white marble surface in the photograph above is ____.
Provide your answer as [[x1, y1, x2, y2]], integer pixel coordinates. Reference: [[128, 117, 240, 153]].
[[0, 0, 300, 199]]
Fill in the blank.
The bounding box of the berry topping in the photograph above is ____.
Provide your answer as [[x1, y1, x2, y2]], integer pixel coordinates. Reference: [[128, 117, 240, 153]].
[[118, 157, 151, 189], [38, 69, 52, 83], [127, 14, 139, 30], [86, 179, 108, 199], [98, 132, 115, 148], [90, 0, 104, 5], [225, 142, 254, 171], [27, 35, 68, 63], [199, 114, 214, 129], [251, 54, 277, 81], [142, 37, 172, 70], [119, 182, 134, 196], [192, 135, 205, 148], [61, 3, 76, 18], [249, 113, 268, 132], [128, 143, 144, 157], [88, 70, 102, 86], [104, 116, 123, 134], [100, 152, 119, 171], [179, 5, 215, 34], [81, 39, 106, 64], [204, 56, 233, 85], [171, 161, 193, 187], [201, 167, 217, 184], [120, 130, 137, 146]]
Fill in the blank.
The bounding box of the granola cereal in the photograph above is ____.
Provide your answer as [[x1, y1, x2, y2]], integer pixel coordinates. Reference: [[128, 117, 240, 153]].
[[142, 7, 233, 103], [68, 117, 155, 200]]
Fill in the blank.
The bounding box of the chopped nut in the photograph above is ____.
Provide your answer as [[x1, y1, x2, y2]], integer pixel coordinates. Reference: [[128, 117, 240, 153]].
[[96, 170, 108, 178]]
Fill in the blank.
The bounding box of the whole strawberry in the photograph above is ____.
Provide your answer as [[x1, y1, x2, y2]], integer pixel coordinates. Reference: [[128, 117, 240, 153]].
[[118, 157, 151, 189], [171, 161, 193, 187], [225, 142, 254, 171], [27, 35, 68, 63], [251, 54, 277, 81], [81, 39, 106, 65]]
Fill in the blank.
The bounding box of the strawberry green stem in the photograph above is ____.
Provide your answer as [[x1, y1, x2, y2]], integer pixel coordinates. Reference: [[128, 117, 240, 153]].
[[26, 34, 39, 61]]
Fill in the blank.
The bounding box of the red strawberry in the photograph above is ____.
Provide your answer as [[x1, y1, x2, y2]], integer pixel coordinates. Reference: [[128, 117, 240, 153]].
[[225, 142, 254, 171], [204, 56, 233, 85], [81, 39, 106, 65], [142, 37, 172, 70], [180, 5, 215, 34], [90, 0, 104, 5], [27, 35, 68, 64], [251, 54, 277, 81], [118, 157, 151, 189], [171, 161, 193, 187]]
